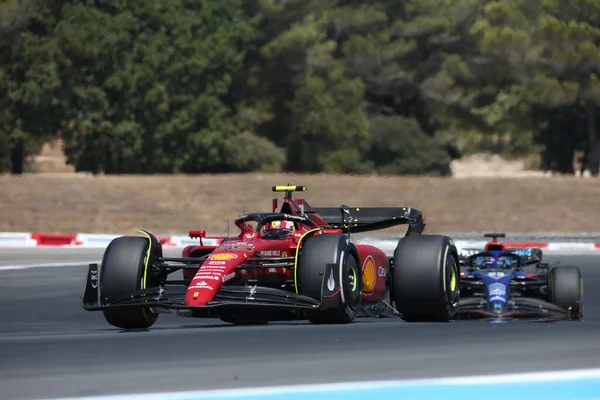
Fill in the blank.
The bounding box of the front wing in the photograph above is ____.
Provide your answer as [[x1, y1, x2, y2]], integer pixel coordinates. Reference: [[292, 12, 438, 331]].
[[82, 263, 325, 314], [455, 297, 578, 321]]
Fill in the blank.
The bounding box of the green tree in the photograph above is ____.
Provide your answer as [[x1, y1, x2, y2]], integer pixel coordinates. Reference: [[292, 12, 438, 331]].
[[0, 1, 64, 173], [55, 0, 278, 174], [0, 0, 37, 35], [473, 0, 600, 175], [7, 0, 596, 177], [238, 0, 471, 175], [238, 2, 371, 173], [367, 115, 452, 176]]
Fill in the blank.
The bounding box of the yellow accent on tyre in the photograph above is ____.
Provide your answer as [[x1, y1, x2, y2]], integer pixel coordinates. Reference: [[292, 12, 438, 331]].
[[137, 229, 154, 314], [294, 227, 324, 294]]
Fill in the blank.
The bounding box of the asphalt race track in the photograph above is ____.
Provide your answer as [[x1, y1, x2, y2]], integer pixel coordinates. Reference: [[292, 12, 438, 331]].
[[1, 248, 600, 400]]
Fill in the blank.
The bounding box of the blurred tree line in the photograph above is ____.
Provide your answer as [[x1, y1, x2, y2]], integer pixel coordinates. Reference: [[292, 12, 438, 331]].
[[1, 0, 599, 176]]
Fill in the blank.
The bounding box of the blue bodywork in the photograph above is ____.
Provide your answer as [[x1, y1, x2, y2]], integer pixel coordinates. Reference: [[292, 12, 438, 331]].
[[460, 249, 548, 319], [457, 234, 579, 321], [465, 251, 519, 315]]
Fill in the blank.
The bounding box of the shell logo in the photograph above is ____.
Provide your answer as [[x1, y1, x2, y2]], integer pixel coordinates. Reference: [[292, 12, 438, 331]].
[[210, 253, 237, 261], [362, 256, 376, 294]]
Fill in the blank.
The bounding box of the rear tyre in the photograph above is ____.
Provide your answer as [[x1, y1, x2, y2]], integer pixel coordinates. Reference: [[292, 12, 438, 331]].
[[100, 236, 160, 329], [391, 235, 459, 322], [549, 266, 583, 320], [297, 234, 362, 324]]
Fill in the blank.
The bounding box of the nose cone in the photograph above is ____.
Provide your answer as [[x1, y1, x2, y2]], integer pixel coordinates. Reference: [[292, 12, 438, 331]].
[[184, 250, 246, 306], [490, 301, 506, 315], [185, 276, 220, 306]]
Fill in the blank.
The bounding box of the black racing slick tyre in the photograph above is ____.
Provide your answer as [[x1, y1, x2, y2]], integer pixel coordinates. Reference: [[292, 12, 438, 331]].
[[297, 234, 362, 324], [100, 236, 160, 330], [391, 235, 460, 322], [549, 266, 583, 320]]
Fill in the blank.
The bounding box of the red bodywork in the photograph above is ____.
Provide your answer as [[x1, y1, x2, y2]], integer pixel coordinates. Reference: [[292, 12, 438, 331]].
[[179, 193, 390, 307]]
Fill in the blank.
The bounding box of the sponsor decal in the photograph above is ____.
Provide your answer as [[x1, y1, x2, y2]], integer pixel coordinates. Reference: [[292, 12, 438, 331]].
[[190, 284, 214, 290], [210, 253, 237, 261], [268, 268, 277, 273], [218, 242, 255, 251], [205, 260, 226, 266], [194, 274, 220, 281], [203, 265, 226, 271], [190, 281, 214, 290], [327, 269, 335, 291], [282, 251, 288, 257], [488, 282, 507, 297], [490, 295, 505, 302], [203, 264, 226, 270], [221, 241, 250, 246], [378, 266, 386, 277], [513, 248, 532, 256], [362, 256, 376, 294], [487, 271, 505, 278], [279, 214, 306, 222], [217, 245, 254, 252], [460, 248, 480, 257], [247, 285, 257, 300], [259, 250, 281, 257], [222, 272, 236, 283], [90, 270, 98, 289], [193, 292, 199, 297]]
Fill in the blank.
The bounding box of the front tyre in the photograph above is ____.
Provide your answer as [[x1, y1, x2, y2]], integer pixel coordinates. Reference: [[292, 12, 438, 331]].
[[297, 234, 362, 324], [549, 266, 583, 320], [391, 235, 460, 322], [100, 236, 160, 329]]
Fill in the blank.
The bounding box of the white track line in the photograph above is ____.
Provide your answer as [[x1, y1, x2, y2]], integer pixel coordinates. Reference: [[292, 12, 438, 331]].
[[35, 367, 600, 400], [0, 261, 100, 271]]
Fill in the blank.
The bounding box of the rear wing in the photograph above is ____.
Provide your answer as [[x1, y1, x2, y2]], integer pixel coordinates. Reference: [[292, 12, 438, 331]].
[[505, 247, 543, 265], [311, 206, 425, 236], [458, 247, 543, 267], [458, 248, 482, 263]]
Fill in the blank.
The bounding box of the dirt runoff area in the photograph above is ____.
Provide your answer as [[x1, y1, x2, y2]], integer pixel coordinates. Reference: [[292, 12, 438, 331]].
[[2, 173, 600, 235]]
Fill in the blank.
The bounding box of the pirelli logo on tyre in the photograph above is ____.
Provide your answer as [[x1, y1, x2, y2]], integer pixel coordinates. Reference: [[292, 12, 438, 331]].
[[210, 253, 238, 261], [362, 255, 376, 294]]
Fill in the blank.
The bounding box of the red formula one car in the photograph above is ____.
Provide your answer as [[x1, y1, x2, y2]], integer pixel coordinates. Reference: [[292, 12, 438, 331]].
[[82, 185, 461, 329]]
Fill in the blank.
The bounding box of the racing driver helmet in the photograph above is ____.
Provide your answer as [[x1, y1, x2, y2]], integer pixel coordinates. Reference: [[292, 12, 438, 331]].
[[262, 220, 294, 240]]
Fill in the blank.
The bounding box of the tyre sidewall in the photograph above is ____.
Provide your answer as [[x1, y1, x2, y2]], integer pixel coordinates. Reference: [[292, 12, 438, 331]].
[[392, 235, 460, 322], [549, 266, 583, 320], [340, 243, 362, 315], [297, 233, 362, 323], [100, 236, 158, 328]]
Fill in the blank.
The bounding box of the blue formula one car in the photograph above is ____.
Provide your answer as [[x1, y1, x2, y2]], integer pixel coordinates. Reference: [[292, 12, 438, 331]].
[[456, 233, 583, 322]]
